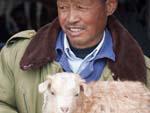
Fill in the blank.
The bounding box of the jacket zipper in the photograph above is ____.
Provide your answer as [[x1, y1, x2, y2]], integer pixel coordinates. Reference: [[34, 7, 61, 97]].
[[23, 93, 29, 113]]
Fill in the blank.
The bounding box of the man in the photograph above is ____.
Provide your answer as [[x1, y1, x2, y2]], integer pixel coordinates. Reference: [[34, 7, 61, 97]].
[[0, 0, 150, 113]]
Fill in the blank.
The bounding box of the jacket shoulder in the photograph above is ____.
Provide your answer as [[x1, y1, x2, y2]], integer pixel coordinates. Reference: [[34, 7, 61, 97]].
[[0, 30, 37, 73], [6, 30, 36, 46]]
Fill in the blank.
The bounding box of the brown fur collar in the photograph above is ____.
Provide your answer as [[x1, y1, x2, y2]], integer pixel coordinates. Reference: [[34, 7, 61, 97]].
[[20, 16, 146, 83]]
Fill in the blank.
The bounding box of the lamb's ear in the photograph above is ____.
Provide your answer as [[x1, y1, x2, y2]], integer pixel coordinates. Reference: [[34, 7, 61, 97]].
[[80, 80, 92, 97], [38, 76, 53, 93]]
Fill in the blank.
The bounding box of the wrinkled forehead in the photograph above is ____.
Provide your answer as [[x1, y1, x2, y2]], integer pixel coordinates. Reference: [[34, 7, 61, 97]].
[[51, 75, 79, 92], [57, 0, 100, 5]]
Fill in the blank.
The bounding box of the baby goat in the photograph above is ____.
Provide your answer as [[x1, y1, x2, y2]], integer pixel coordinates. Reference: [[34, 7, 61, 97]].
[[39, 72, 150, 113]]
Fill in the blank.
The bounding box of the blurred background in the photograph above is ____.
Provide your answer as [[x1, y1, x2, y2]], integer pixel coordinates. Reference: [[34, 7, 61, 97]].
[[0, 0, 150, 57]]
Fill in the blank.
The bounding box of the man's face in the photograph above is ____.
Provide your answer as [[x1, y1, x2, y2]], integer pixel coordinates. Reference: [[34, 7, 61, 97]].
[[57, 0, 109, 48]]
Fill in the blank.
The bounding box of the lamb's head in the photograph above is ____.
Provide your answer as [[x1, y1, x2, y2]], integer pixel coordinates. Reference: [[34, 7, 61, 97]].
[[39, 72, 91, 113]]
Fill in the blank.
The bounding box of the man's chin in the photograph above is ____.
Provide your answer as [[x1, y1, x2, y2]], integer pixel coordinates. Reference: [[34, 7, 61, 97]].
[[68, 39, 88, 48]]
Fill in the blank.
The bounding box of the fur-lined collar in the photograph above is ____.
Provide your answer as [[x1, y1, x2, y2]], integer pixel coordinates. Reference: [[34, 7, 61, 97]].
[[20, 16, 146, 83]]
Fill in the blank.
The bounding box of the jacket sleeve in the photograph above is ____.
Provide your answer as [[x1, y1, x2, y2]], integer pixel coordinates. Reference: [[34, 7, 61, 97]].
[[145, 56, 150, 89], [0, 46, 18, 113]]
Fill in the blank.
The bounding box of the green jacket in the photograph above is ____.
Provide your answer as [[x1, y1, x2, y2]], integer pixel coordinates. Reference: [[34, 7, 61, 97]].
[[0, 30, 63, 113], [0, 16, 150, 113]]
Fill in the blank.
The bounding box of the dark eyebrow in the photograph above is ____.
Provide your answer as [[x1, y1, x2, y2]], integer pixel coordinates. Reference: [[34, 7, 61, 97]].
[[57, 0, 68, 2]]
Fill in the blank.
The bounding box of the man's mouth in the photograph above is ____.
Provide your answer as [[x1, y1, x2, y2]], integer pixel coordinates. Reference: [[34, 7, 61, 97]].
[[69, 28, 82, 32], [65, 26, 85, 37]]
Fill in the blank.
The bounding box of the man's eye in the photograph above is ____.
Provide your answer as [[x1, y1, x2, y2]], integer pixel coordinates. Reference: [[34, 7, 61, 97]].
[[77, 5, 86, 10], [59, 6, 65, 9], [77, 5, 83, 9], [58, 5, 68, 10]]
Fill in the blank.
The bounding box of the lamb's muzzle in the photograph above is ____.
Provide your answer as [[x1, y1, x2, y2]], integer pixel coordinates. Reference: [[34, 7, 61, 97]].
[[39, 72, 150, 113]]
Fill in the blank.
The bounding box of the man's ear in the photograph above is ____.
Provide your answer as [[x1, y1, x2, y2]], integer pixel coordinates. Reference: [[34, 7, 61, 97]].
[[38, 75, 53, 93], [106, 0, 118, 16]]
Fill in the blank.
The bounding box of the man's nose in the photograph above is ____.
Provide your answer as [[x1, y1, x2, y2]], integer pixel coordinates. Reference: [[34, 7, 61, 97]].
[[67, 9, 80, 24]]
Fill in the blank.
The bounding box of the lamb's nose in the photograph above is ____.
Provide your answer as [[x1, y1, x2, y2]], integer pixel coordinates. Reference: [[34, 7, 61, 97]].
[[61, 107, 69, 113]]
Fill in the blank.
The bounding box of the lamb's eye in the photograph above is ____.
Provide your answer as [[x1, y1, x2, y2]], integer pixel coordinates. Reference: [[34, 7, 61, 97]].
[[51, 91, 55, 95], [75, 93, 79, 97]]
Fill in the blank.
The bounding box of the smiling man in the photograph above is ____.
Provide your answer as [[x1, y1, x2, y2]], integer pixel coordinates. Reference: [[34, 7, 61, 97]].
[[55, 0, 118, 81], [0, 0, 150, 113], [57, 0, 109, 48]]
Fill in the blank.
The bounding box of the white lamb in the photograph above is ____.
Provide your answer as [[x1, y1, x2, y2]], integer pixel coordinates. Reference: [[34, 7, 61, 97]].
[[39, 72, 150, 113]]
